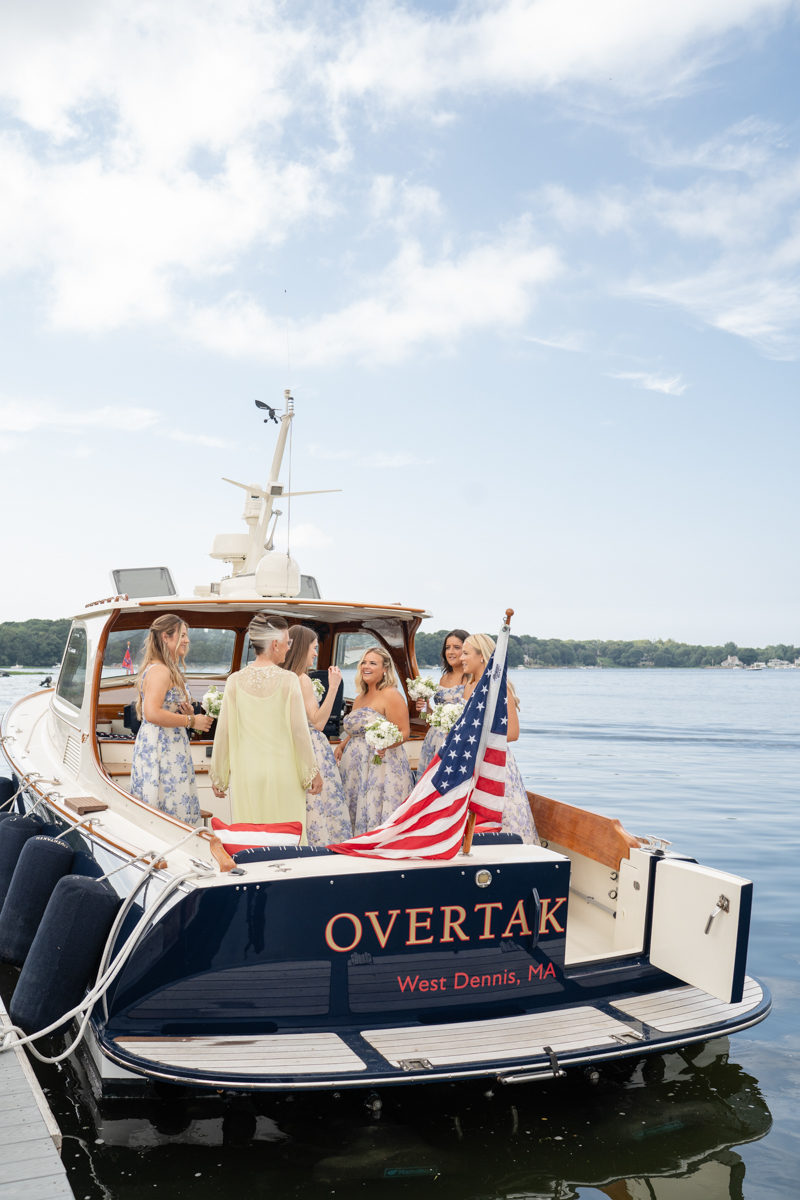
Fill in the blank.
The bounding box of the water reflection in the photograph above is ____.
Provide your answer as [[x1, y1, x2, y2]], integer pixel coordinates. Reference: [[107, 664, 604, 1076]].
[[51, 1035, 769, 1198]]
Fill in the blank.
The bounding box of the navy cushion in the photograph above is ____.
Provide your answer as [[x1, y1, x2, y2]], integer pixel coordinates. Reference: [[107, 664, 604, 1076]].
[[233, 844, 335, 864], [472, 832, 523, 845]]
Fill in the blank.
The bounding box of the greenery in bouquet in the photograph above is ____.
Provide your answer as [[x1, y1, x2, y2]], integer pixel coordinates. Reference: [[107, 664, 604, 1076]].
[[425, 702, 464, 733], [364, 717, 402, 765], [201, 685, 224, 719], [406, 676, 438, 705], [312, 678, 326, 702]]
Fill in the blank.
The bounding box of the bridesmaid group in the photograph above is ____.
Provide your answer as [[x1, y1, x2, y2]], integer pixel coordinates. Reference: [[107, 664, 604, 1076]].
[[130, 614, 537, 845]]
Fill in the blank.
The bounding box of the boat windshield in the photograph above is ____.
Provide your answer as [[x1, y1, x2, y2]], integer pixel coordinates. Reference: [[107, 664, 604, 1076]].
[[101, 627, 237, 680]]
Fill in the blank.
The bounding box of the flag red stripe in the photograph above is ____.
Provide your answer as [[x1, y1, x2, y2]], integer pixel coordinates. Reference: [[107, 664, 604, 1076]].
[[475, 775, 505, 797], [483, 747, 506, 767], [337, 791, 468, 848]]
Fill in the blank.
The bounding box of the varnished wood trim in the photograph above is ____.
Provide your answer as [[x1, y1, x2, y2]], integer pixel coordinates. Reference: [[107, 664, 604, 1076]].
[[527, 791, 639, 871], [206, 833, 235, 873], [137, 598, 428, 613]]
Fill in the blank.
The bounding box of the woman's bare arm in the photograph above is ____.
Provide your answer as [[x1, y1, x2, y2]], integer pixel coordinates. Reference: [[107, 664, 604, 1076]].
[[142, 665, 191, 728], [506, 688, 520, 742], [381, 688, 410, 744], [305, 667, 343, 732]]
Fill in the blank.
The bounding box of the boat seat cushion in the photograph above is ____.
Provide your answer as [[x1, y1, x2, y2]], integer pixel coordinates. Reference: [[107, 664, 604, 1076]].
[[233, 845, 335, 863], [472, 832, 523, 845], [211, 818, 302, 854], [231, 832, 521, 864]]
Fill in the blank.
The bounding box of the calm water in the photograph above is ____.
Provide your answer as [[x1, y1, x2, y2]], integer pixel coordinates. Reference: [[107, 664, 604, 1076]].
[[1, 668, 798, 1199]]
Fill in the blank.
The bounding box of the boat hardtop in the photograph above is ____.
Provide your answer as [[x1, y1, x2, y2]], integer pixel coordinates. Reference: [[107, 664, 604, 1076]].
[[0, 393, 769, 1095]]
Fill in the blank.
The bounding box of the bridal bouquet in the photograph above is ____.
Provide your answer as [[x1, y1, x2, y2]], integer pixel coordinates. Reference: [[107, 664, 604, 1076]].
[[312, 678, 326, 702], [406, 676, 438, 705], [365, 717, 401, 765], [426, 702, 464, 734], [201, 685, 224, 719]]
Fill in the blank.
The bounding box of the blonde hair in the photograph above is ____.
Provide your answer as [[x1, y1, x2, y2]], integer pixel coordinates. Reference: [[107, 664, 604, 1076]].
[[355, 645, 397, 694], [135, 614, 190, 718], [464, 633, 520, 710]]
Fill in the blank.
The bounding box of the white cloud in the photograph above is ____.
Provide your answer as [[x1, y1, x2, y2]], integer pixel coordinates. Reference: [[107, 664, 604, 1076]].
[[169, 431, 233, 449], [369, 175, 443, 229], [608, 371, 688, 395], [308, 444, 354, 460], [325, 0, 792, 108], [187, 221, 562, 364], [0, 400, 160, 433], [526, 330, 588, 352], [273, 522, 333, 549], [0, 0, 791, 356], [642, 118, 789, 176], [369, 452, 435, 468]]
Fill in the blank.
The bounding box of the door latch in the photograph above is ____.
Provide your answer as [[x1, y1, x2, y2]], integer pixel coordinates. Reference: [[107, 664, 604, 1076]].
[[704, 894, 730, 934]]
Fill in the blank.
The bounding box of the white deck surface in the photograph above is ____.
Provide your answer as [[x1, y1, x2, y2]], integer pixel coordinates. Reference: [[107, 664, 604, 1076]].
[[0, 997, 73, 1200], [361, 1006, 641, 1068], [114, 1032, 366, 1075], [611, 975, 762, 1032]]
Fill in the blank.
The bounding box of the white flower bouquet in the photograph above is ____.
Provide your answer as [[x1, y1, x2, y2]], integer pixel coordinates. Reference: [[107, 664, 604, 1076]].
[[201, 685, 224, 719], [312, 678, 326, 702], [406, 676, 438, 706], [365, 717, 401, 765], [425, 702, 464, 734]]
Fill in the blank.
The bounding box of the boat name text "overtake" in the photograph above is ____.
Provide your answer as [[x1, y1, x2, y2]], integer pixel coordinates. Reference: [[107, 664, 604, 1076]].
[[323, 899, 568, 953]]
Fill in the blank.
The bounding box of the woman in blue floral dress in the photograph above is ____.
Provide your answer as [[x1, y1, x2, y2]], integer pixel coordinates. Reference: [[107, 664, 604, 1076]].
[[334, 647, 414, 836], [282, 626, 352, 845], [415, 628, 469, 778], [130, 615, 212, 825], [461, 633, 539, 844]]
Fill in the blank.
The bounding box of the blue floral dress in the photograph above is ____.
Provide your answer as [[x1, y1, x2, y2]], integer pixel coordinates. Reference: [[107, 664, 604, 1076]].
[[130, 666, 201, 826], [417, 683, 465, 778], [503, 748, 538, 844], [307, 724, 352, 846], [339, 706, 415, 836]]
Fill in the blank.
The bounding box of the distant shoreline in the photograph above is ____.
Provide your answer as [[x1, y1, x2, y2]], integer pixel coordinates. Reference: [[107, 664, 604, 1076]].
[[1, 618, 797, 673]]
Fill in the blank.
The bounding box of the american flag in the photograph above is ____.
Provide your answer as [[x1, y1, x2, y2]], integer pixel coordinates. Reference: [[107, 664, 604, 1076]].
[[330, 619, 511, 860]]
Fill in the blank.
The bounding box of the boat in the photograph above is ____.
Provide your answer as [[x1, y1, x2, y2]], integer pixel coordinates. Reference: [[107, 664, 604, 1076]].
[[0, 394, 770, 1098]]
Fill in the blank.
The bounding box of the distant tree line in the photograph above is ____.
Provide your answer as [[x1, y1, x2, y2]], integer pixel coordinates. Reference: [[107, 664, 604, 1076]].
[[414, 630, 799, 670], [0, 619, 73, 668], [2, 619, 797, 672]]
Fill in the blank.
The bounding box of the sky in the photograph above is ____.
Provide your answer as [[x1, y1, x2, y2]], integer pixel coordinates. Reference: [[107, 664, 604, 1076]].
[[0, 0, 797, 644]]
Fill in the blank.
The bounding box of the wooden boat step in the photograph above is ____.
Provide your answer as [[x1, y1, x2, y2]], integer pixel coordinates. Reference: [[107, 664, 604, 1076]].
[[361, 1006, 640, 1069], [612, 976, 762, 1032], [64, 797, 109, 815], [114, 1033, 366, 1075]]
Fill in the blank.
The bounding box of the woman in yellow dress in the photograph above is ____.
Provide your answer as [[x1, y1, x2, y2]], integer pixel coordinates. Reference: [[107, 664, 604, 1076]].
[[210, 614, 322, 841]]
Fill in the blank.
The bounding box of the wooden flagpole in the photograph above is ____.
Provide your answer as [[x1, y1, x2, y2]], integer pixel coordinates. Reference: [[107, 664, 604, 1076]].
[[461, 608, 513, 856]]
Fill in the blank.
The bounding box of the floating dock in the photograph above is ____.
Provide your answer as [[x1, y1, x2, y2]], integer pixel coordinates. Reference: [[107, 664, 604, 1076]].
[[0, 996, 73, 1199]]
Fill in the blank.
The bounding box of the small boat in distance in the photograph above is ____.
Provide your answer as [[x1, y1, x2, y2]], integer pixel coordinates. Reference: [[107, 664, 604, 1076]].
[[0, 394, 770, 1097]]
